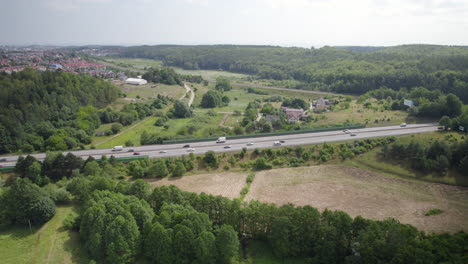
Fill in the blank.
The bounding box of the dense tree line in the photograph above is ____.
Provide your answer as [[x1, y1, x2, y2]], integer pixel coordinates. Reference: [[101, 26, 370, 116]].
[[142, 67, 182, 85], [361, 87, 465, 120], [383, 137, 468, 176], [147, 185, 467, 263], [121, 45, 468, 102], [0, 69, 120, 153]]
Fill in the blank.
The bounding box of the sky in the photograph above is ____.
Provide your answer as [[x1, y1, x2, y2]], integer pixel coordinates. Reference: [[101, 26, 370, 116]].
[[1, 0, 468, 47]]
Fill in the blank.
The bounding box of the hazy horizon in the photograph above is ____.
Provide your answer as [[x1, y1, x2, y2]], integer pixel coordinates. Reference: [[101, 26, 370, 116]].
[[2, 0, 468, 47]]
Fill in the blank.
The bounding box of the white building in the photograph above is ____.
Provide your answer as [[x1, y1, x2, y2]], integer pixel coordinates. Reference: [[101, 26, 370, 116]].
[[125, 78, 147, 85]]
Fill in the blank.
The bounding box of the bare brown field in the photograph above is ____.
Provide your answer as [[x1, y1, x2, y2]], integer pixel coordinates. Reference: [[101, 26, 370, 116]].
[[244, 165, 468, 233], [147, 172, 247, 199]]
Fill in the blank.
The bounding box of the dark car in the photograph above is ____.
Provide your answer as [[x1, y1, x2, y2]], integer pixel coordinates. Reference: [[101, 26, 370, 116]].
[[183, 144, 190, 148], [0, 158, 7, 162], [279, 140, 285, 143], [133, 152, 141, 155]]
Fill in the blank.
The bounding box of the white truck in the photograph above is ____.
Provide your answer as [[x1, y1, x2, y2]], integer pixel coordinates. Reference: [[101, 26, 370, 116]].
[[112, 146, 123, 151], [216, 137, 227, 143]]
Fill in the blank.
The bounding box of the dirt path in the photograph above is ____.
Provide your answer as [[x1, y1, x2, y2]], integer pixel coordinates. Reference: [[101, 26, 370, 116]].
[[181, 83, 195, 107], [220, 113, 233, 129], [45, 212, 67, 264]]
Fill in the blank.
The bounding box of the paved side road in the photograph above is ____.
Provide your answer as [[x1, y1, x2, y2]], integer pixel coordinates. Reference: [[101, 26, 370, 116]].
[[0, 123, 438, 167]]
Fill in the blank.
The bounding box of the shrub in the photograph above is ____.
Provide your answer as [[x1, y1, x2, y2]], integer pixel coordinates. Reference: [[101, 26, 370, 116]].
[[240, 186, 249, 196], [424, 209, 444, 216], [246, 173, 255, 184], [62, 211, 80, 231], [254, 158, 272, 170]]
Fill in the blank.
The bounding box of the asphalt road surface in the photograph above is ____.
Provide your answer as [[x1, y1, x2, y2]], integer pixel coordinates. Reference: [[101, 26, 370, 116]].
[[0, 123, 438, 167]]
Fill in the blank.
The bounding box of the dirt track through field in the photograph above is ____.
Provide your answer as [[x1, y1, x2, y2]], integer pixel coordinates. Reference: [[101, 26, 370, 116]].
[[244, 165, 468, 233], [147, 172, 246, 199]]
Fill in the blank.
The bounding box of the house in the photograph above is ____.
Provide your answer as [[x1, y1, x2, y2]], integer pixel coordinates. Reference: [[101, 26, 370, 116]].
[[313, 97, 331, 110], [282, 107, 306, 122], [125, 78, 148, 85], [265, 115, 280, 122]]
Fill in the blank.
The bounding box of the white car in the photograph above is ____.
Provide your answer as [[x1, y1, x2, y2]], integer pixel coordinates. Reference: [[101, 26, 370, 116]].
[[187, 148, 195, 152], [159, 150, 167, 153], [247, 142, 254, 146], [343, 129, 351, 134], [274, 141, 282, 146]]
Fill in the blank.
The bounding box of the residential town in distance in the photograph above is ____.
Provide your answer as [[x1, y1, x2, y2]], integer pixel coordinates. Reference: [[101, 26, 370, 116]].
[[0, 45, 124, 78]]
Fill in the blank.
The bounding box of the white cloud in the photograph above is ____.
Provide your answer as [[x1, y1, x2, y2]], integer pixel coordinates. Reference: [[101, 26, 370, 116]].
[[42, 0, 113, 12]]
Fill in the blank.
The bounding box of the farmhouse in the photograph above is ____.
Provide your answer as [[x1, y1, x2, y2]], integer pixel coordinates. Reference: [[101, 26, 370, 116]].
[[282, 107, 306, 122], [313, 97, 331, 110], [125, 78, 148, 85]]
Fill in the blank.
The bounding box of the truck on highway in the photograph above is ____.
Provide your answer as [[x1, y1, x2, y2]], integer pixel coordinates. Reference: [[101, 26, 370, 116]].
[[216, 137, 227, 143], [112, 146, 123, 151]]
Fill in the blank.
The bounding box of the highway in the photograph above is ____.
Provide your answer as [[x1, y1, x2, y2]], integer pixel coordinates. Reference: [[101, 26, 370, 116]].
[[0, 123, 438, 167]]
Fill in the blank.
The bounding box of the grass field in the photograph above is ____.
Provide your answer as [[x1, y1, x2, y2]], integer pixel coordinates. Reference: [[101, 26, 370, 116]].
[[311, 100, 429, 127], [93, 113, 224, 148], [147, 171, 247, 199], [174, 68, 250, 81], [243, 165, 468, 233], [151, 164, 468, 233], [0, 206, 88, 264], [101, 57, 163, 71]]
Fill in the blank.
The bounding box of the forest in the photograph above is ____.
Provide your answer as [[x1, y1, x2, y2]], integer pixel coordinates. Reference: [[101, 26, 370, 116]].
[[1, 165, 466, 264], [0, 69, 178, 154], [121, 44, 468, 102]]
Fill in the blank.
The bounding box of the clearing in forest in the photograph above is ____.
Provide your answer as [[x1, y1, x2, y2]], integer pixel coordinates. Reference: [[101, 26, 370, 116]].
[[244, 165, 468, 233]]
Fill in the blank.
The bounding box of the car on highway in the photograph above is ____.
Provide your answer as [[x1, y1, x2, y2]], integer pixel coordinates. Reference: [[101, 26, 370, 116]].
[[159, 150, 167, 153], [343, 129, 351, 134], [400, 123, 407, 127], [438, 126, 444, 130], [112, 145, 123, 151], [187, 148, 195, 152], [247, 142, 254, 146], [279, 140, 285, 143], [350, 133, 356, 136], [274, 141, 282, 146], [133, 152, 140, 155], [127, 149, 134, 152], [0, 158, 7, 162], [183, 144, 190, 148], [223, 145, 231, 149]]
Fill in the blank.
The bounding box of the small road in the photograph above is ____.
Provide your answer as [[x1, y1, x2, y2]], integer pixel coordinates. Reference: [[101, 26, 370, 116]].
[[0, 123, 438, 167]]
